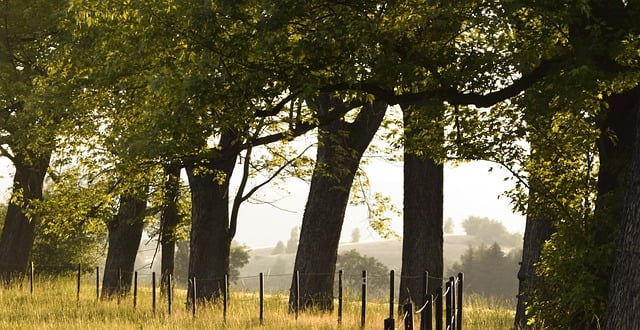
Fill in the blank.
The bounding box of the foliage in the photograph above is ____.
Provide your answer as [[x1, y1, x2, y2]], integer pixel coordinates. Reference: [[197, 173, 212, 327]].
[[285, 226, 299, 254], [271, 241, 285, 255], [336, 249, 389, 299], [350, 228, 361, 243], [449, 242, 521, 298], [444, 217, 455, 234], [28, 168, 111, 274], [462, 216, 522, 248], [174, 240, 250, 285], [229, 243, 251, 283]]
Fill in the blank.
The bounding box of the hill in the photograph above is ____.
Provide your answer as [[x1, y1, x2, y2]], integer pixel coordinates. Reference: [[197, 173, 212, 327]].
[[235, 234, 487, 293]]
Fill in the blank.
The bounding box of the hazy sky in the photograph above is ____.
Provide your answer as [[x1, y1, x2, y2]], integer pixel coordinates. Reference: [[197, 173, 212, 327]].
[[0, 155, 525, 249], [232, 158, 525, 248]]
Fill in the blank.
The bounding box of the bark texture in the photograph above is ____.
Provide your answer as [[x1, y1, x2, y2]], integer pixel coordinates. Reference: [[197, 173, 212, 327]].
[[604, 89, 640, 329], [101, 192, 147, 298], [289, 97, 387, 311], [399, 147, 443, 307], [185, 147, 236, 302], [0, 153, 51, 283]]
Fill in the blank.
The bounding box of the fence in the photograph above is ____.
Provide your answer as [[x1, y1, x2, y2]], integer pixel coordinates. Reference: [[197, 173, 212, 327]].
[[20, 262, 464, 330]]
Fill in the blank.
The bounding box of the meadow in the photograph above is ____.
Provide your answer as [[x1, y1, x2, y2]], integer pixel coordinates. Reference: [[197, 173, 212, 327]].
[[0, 275, 516, 329]]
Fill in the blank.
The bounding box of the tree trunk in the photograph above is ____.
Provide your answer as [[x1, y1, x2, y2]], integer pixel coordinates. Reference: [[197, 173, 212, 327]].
[[604, 89, 640, 329], [399, 106, 443, 307], [289, 97, 387, 311], [593, 88, 639, 246], [515, 142, 557, 328], [185, 151, 236, 302], [160, 163, 182, 293], [0, 152, 51, 283], [101, 192, 147, 299], [514, 213, 554, 328]]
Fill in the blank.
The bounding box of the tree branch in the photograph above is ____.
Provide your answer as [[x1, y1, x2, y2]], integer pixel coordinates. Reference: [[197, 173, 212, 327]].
[[323, 58, 556, 108]]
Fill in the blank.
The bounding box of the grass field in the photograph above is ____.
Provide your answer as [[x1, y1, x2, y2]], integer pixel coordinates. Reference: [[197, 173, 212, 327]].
[[0, 275, 515, 329]]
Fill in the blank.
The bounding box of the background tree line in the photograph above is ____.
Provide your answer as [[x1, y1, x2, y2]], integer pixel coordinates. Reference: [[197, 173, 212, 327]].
[[0, 1, 639, 328]]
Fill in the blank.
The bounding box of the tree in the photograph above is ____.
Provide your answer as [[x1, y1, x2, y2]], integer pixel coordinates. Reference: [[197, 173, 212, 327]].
[[68, 0, 327, 303], [605, 88, 640, 328], [443, 218, 454, 234], [272, 241, 286, 255], [229, 243, 251, 283], [462, 216, 522, 248], [285, 226, 299, 254], [0, 0, 71, 282], [101, 187, 148, 299], [290, 97, 387, 311], [158, 163, 186, 291], [351, 228, 361, 243], [336, 249, 389, 300], [449, 243, 520, 298], [400, 102, 444, 307]]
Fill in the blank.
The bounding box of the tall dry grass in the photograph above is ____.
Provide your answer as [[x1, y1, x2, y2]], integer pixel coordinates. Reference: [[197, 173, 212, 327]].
[[0, 275, 515, 329]]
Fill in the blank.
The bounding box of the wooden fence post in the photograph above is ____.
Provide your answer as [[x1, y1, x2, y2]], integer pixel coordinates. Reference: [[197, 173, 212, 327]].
[[95, 267, 100, 301], [457, 273, 463, 330], [294, 270, 300, 320], [385, 269, 395, 329], [404, 302, 415, 330], [259, 273, 264, 325], [77, 264, 81, 303], [421, 271, 430, 330], [152, 272, 156, 313], [133, 271, 138, 309], [446, 278, 453, 330], [361, 270, 367, 329], [167, 274, 172, 315], [30, 262, 34, 295], [338, 270, 343, 325]]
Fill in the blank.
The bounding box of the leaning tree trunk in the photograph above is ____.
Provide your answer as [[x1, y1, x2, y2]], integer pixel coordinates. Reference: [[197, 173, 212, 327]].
[[185, 148, 236, 302], [515, 140, 557, 327], [0, 152, 51, 283], [514, 212, 554, 328], [160, 163, 182, 293], [399, 105, 443, 308], [604, 88, 640, 328], [289, 97, 387, 311], [101, 192, 148, 299]]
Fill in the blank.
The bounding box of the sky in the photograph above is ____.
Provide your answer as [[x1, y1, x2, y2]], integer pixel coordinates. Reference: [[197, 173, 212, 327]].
[[231, 158, 526, 248], [0, 154, 526, 250]]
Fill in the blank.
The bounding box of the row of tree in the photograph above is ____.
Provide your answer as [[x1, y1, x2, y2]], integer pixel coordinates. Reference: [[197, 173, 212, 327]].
[[1, 1, 639, 328]]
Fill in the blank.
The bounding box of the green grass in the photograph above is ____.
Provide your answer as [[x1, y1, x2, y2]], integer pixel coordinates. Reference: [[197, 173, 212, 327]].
[[0, 276, 515, 329]]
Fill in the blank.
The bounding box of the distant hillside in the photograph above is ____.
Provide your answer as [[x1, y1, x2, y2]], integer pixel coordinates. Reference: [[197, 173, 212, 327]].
[[235, 234, 494, 292]]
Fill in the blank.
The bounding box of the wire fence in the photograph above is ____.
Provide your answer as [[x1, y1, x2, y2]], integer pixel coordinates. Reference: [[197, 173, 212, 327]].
[[9, 262, 464, 330]]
